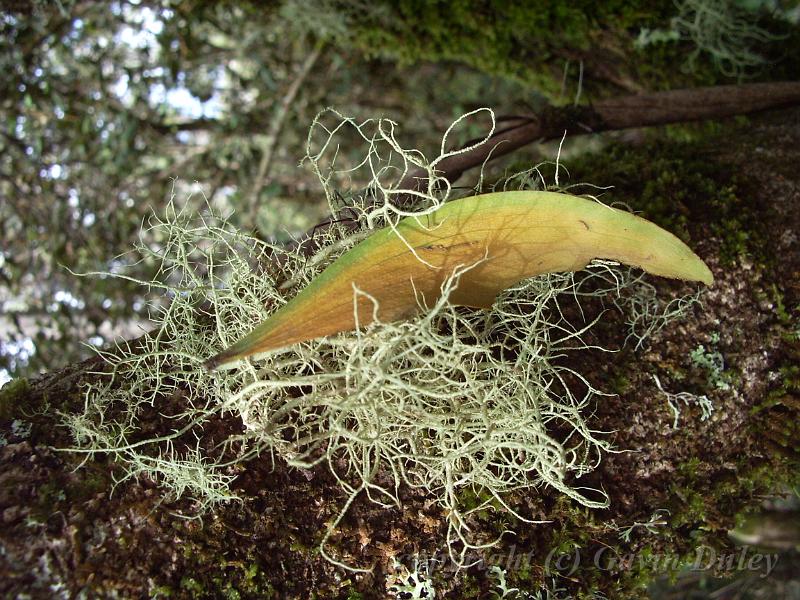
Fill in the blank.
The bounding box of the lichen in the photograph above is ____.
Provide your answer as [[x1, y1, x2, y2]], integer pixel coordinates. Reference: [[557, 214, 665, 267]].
[[63, 109, 703, 576], [635, 0, 787, 77]]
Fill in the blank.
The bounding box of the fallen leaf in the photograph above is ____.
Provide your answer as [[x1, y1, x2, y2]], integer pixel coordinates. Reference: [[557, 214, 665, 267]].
[[206, 191, 712, 368]]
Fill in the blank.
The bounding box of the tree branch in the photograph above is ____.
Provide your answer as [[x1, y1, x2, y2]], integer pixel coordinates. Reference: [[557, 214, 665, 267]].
[[398, 81, 800, 190], [248, 41, 324, 224], [286, 81, 800, 258]]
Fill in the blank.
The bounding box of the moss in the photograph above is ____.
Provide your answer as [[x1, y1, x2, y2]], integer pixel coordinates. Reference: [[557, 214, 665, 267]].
[[179, 578, 204, 595], [633, 36, 720, 89], [754, 371, 800, 457], [455, 486, 502, 523], [457, 572, 483, 598], [669, 485, 708, 527], [511, 559, 533, 586], [769, 284, 792, 327], [604, 436, 800, 596], [545, 500, 599, 557], [750, 322, 800, 460], [236, 563, 272, 597], [345, 0, 678, 95], [37, 480, 68, 503], [221, 583, 241, 600], [175, 544, 278, 599], [677, 457, 702, 480], [0, 377, 29, 421], [341, 0, 799, 97], [68, 467, 109, 503], [610, 373, 632, 395], [670, 451, 800, 550]]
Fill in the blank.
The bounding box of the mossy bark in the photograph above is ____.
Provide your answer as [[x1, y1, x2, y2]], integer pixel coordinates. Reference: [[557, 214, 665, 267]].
[[344, 0, 800, 97], [1, 109, 799, 599]]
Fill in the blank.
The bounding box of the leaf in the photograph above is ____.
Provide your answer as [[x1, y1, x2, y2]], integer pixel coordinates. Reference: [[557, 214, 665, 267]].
[[205, 191, 712, 369]]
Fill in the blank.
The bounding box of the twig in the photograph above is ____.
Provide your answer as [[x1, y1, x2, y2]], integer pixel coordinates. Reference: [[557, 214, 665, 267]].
[[397, 81, 800, 191], [248, 40, 324, 224], [286, 81, 800, 258]]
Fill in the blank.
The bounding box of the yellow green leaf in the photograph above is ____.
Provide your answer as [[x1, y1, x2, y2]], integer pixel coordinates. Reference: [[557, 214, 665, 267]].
[[206, 191, 712, 369]]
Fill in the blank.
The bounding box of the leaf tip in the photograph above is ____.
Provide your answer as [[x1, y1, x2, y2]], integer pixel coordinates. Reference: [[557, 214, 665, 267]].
[[689, 256, 714, 286]]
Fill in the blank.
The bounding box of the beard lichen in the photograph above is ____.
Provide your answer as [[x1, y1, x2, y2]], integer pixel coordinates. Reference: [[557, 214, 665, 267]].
[[64, 108, 702, 571]]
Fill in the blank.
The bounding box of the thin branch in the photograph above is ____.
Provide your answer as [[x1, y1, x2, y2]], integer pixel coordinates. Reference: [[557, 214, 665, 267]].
[[287, 81, 800, 258], [248, 40, 324, 223]]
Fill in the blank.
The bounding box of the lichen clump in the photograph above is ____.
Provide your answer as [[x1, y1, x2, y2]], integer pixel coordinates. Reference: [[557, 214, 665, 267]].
[[65, 109, 697, 569]]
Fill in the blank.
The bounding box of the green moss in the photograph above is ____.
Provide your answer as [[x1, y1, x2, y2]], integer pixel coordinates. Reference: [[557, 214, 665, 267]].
[[610, 373, 632, 395], [770, 284, 792, 326], [342, 0, 800, 97], [150, 586, 173, 598], [455, 486, 502, 523], [634, 36, 720, 89], [669, 486, 708, 527], [749, 323, 800, 459], [346, 0, 678, 95], [512, 559, 533, 586], [180, 577, 205, 595], [753, 368, 800, 456], [677, 457, 702, 479], [0, 377, 29, 421], [667, 448, 800, 565], [221, 583, 241, 600], [543, 500, 600, 569], [39, 481, 68, 502], [69, 467, 109, 503], [175, 546, 277, 599], [237, 563, 273, 597], [458, 572, 482, 598]]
